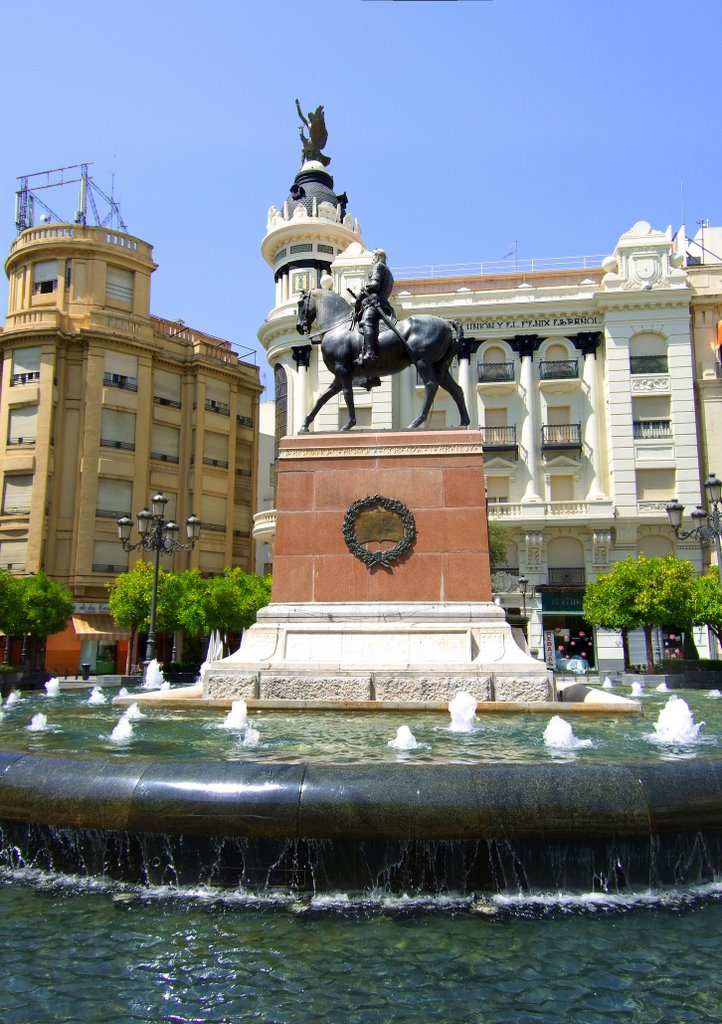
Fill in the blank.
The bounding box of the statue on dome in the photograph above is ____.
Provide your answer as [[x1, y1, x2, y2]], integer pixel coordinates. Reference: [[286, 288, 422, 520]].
[[295, 99, 331, 167]]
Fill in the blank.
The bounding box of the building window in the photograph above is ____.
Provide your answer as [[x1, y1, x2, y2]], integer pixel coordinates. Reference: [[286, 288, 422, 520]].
[[103, 352, 138, 392], [292, 271, 312, 293], [153, 369, 182, 408], [7, 405, 38, 446], [0, 540, 27, 572], [11, 347, 41, 386], [33, 260, 58, 294], [151, 424, 180, 464], [636, 468, 675, 502], [201, 494, 227, 532], [486, 478, 509, 504], [203, 431, 229, 469], [96, 478, 132, 519], [106, 265, 134, 303], [100, 409, 136, 451], [92, 540, 128, 574], [2, 474, 33, 515]]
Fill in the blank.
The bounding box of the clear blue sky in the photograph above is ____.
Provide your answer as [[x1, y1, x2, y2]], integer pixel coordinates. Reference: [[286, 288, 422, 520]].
[[2, 0, 721, 396]]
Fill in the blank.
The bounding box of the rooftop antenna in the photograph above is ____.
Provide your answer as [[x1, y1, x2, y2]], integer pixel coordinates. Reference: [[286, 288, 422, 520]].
[[14, 162, 128, 234]]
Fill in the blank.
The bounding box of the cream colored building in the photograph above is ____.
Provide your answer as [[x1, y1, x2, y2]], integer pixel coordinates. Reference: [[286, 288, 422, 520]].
[[253, 157, 722, 671], [1, 222, 261, 670]]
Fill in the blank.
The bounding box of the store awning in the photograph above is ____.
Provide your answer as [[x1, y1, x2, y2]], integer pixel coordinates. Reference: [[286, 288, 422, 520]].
[[71, 614, 130, 639]]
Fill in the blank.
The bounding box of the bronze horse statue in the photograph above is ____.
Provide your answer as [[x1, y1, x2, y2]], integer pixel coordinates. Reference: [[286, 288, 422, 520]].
[[296, 288, 471, 432]]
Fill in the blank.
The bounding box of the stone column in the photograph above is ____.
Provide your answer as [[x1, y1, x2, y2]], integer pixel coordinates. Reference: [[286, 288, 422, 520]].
[[575, 332, 606, 500], [511, 335, 542, 502], [291, 344, 312, 435], [456, 335, 480, 427]]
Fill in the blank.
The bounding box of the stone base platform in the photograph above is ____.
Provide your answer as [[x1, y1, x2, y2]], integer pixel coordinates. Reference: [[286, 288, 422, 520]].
[[203, 601, 552, 703]]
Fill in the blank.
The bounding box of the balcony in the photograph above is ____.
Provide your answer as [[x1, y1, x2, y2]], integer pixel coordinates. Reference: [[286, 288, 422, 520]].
[[477, 361, 514, 384], [100, 438, 135, 451], [92, 562, 128, 574], [539, 359, 578, 381], [7, 436, 36, 447], [547, 567, 586, 587], [236, 414, 253, 428], [476, 361, 516, 395], [154, 395, 182, 409], [96, 508, 132, 519], [151, 451, 180, 464], [541, 423, 582, 453], [10, 371, 40, 386], [205, 400, 230, 416], [480, 425, 517, 459], [103, 372, 138, 392], [630, 355, 668, 375], [203, 457, 229, 469], [633, 419, 672, 440]]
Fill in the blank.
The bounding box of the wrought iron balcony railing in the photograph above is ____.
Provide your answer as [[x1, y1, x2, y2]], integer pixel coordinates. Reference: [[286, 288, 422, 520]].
[[632, 419, 672, 439], [541, 423, 582, 450], [547, 567, 586, 587], [630, 355, 668, 375], [480, 425, 517, 456], [103, 372, 138, 392], [539, 359, 578, 381], [477, 361, 515, 384]]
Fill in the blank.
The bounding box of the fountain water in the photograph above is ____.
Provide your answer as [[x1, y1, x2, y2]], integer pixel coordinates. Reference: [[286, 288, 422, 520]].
[[388, 724, 419, 750], [44, 678, 60, 697], [142, 659, 165, 690], [631, 681, 645, 697], [26, 713, 47, 732], [109, 714, 133, 744], [650, 696, 703, 744], [448, 691, 477, 732], [223, 699, 248, 729], [87, 686, 106, 706], [543, 715, 593, 750]]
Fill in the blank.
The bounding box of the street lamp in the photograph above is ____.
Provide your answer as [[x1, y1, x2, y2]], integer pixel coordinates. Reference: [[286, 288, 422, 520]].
[[517, 576, 529, 619], [666, 472, 722, 589], [117, 493, 201, 664]]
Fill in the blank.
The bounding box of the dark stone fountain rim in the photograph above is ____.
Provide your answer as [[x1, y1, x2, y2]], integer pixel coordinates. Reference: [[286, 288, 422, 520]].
[[1, 750, 720, 843]]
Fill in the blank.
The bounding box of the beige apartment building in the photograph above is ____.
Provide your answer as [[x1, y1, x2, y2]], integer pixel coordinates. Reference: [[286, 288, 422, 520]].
[[0, 222, 261, 672]]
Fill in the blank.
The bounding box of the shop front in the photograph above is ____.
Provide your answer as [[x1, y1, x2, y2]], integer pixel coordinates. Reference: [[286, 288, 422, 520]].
[[540, 589, 596, 673], [45, 605, 130, 676]]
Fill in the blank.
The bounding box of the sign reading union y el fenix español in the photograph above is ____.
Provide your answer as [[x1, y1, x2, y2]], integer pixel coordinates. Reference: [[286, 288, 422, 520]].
[[461, 315, 602, 332]]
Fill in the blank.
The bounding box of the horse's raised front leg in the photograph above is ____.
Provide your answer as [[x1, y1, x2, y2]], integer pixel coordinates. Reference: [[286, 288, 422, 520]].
[[339, 369, 356, 431], [299, 375, 343, 433], [407, 360, 439, 429], [439, 365, 471, 427]]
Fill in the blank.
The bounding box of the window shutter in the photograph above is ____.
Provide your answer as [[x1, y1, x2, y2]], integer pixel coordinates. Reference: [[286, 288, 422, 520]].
[[106, 266, 134, 302], [203, 432, 228, 464], [0, 541, 27, 569], [201, 494, 227, 527], [12, 347, 41, 376], [153, 369, 182, 404], [96, 478, 132, 516], [2, 474, 33, 513], [101, 409, 136, 446], [8, 406, 38, 443], [151, 425, 180, 460], [104, 352, 138, 377], [33, 260, 58, 284]]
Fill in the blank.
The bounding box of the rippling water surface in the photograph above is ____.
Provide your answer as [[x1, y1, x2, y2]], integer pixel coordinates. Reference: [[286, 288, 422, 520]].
[[1, 874, 721, 1024], [0, 684, 720, 764]]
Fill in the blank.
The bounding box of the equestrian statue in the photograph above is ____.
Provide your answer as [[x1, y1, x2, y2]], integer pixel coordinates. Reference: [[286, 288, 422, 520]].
[[296, 249, 471, 433]]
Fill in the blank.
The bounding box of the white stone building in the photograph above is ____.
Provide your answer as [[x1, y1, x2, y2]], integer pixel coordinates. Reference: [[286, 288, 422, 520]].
[[254, 159, 722, 672]]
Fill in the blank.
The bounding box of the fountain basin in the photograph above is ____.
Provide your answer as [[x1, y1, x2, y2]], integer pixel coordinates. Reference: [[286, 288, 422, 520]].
[[1, 752, 721, 894]]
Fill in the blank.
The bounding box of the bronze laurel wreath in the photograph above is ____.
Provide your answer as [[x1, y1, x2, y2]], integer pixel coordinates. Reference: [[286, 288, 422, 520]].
[[342, 494, 416, 567]]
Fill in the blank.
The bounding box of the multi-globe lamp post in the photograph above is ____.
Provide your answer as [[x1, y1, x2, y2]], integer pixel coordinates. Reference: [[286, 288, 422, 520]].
[[666, 472, 722, 589], [117, 493, 201, 664]]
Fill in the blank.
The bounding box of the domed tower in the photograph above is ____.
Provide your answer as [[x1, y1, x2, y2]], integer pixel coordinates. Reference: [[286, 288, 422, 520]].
[[258, 103, 363, 440]]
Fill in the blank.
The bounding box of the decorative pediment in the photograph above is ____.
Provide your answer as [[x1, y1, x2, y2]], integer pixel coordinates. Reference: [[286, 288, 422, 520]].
[[601, 221, 688, 293]]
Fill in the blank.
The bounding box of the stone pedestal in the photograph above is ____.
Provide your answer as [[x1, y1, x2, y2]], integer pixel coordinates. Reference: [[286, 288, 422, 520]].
[[204, 430, 550, 703]]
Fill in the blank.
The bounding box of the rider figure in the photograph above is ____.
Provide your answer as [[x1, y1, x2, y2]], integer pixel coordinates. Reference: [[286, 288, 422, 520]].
[[357, 249, 395, 366]]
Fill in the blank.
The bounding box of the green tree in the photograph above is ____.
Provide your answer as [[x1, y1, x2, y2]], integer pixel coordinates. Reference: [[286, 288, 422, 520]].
[[692, 568, 722, 648], [20, 572, 74, 669], [174, 568, 211, 640], [203, 568, 272, 651], [0, 571, 27, 662], [487, 521, 510, 569], [583, 558, 643, 670], [584, 555, 697, 671], [107, 560, 182, 670]]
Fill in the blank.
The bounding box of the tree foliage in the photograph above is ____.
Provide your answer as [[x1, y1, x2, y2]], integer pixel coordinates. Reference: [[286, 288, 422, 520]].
[[692, 568, 722, 646], [487, 521, 510, 569], [584, 555, 697, 670], [203, 568, 272, 635], [0, 571, 26, 637], [21, 572, 74, 638]]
